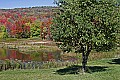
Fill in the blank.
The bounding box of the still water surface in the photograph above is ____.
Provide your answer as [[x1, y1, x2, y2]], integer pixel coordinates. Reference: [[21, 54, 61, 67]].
[[0, 48, 61, 62]]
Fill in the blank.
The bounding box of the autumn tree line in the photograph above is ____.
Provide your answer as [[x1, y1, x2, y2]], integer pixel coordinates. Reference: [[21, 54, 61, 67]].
[[0, 7, 57, 39]]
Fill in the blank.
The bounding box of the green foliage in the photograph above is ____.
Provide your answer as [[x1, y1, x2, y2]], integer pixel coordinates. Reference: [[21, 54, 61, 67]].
[[30, 20, 41, 37], [51, 0, 120, 52], [52, 0, 120, 72], [0, 25, 8, 38]]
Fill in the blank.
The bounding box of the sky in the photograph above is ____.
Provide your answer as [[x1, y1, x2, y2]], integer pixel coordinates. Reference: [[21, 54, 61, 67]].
[[0, 0, 56, 9]]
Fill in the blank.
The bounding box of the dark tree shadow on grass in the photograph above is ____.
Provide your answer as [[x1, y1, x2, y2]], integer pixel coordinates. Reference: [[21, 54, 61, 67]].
[[108, 58, 120, 65], [55, 65, 108, 75]]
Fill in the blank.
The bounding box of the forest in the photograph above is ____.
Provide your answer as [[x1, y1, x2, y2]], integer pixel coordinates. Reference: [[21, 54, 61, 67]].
[[0, 6, 58, 39]]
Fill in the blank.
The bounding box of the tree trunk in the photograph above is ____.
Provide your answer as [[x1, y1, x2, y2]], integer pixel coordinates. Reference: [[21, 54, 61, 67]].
[[82, 51, 86, 73], [81, 44, 92, 74]]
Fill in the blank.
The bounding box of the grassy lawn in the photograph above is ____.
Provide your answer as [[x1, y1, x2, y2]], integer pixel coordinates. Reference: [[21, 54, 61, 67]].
[[0, 58, 120, 80]]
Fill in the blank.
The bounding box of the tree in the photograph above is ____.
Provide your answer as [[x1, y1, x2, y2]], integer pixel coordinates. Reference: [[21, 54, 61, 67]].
[[30, 20, 41, 38], [0, 25, 8, 38], [51, 0, 120, 73]]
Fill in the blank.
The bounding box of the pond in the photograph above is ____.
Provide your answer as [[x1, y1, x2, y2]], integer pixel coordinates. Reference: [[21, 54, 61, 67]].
[[0, 48, 78, 70], [0, 48, 61, 62]]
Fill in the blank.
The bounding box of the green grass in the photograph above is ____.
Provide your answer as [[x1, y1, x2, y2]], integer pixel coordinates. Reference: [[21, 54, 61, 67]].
[[0, 58, 120, 80]]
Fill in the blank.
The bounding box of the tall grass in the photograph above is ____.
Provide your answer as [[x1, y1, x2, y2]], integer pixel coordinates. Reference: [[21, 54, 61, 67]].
[[0, 48, 119, 71], [0, 39, 120, 70], [61, 48, 120, 63], [0, 58, 120, 80]]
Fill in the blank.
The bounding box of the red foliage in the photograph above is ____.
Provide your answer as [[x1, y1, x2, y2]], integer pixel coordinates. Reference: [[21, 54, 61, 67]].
[[40, 17, 52, 39], [0, 8, 53, 39]]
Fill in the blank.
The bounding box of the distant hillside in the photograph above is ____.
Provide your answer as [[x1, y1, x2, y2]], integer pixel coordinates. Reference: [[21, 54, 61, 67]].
[[0, 6, 58, 39], [0, 6, 58, 17]]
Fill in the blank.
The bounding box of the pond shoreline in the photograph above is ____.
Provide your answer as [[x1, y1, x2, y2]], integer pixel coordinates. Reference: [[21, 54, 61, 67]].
[[0, 41, 61, 54]]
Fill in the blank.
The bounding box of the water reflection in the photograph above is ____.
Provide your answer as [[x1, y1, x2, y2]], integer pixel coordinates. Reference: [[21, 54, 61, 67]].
[[0, 48, 61, 62], [0, 48, 79, 70]]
